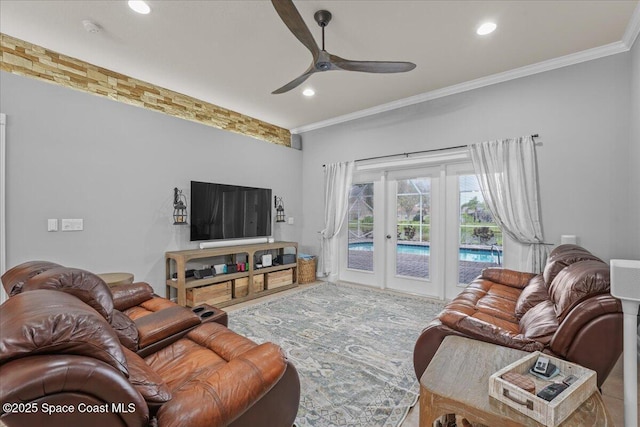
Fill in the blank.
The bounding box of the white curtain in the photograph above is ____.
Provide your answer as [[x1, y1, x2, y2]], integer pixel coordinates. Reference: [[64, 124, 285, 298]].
[[469, 136, 548, 273], [320, 161, 354, 282]]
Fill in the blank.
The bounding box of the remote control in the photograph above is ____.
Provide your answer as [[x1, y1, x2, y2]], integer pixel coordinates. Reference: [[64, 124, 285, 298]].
[[537, 383, 568, 401]]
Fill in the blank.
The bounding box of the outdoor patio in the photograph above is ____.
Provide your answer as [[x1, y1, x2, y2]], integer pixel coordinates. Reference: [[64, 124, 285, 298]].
[[347, 250, 497, 284]]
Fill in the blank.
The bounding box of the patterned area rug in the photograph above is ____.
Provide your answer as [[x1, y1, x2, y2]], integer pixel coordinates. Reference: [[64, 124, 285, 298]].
[[228, 282, 445, 427]]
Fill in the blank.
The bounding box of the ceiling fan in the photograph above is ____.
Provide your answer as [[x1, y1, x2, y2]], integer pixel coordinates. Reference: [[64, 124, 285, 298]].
[[271, 0, 417, 94]]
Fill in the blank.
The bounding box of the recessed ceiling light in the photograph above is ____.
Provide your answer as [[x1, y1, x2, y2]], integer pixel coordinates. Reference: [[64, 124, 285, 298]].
[[128, 0, 151, 15], [302, 88, 315, 97], [477, 22, 497, 36]]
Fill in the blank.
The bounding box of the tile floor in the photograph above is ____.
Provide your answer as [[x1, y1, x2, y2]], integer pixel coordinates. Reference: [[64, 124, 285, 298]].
[[225, 281, 635, 427]]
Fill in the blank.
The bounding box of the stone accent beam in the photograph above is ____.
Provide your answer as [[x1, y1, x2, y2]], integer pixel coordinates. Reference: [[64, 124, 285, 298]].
[[0, 33, 291, 147]]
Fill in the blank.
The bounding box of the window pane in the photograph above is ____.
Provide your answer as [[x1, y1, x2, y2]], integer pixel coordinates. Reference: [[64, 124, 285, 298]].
[[396, 178, 430, 279], [348, 183, 374, 271], [458, 175, 502, 284]]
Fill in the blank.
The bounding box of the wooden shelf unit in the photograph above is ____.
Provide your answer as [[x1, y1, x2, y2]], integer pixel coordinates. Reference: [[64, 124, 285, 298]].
[[165, 241, 298, 307]]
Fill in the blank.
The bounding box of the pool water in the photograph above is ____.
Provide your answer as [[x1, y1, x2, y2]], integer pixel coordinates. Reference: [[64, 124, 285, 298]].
[[349, 242, 500, 263]]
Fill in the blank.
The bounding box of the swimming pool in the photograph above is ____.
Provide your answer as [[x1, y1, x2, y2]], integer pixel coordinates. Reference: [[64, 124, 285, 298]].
[[348, 242, 500, 263]]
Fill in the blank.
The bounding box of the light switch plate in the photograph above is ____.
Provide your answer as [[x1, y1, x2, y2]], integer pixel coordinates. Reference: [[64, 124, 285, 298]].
[[287, 217, 294, 225], [47, 219, 58, 232], [61, 218, 83, 231]]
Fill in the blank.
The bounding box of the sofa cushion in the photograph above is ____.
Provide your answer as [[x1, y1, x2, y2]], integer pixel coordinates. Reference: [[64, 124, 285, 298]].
[[475, 283, 520, 324], [549, 260, 610, 321], [0, 290, 128, 377], [122, 347, 172, 405], [0, 260, 62, 296], [111, 282, 155, 312], [514, 275, 548, 319], [111, 309, 140, 351], [480, 268, 536, 289], [448, 278, 521, 323], [146, 322, 258, 390], [543, 247, 602, 285], [155, 335, 287, 427], [22, 267, 115, 322], [547, 244, 590, 257], [519, 300, 558, 345], [124, 296, 181, 321]]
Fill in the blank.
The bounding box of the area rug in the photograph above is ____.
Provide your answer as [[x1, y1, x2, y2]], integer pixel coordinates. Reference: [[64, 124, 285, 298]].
[[228, 282, 445, 427]]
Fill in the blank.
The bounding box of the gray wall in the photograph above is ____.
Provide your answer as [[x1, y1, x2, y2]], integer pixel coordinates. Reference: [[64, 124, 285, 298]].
[[1, 71, 302, 295], [299, 51, 637, 265]]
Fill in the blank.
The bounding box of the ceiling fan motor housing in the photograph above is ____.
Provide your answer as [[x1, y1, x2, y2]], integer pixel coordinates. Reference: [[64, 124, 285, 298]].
[[314, 10, 332, 27]]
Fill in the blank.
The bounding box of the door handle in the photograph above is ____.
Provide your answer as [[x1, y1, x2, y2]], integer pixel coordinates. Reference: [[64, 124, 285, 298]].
[[386, 234, 392, 239]]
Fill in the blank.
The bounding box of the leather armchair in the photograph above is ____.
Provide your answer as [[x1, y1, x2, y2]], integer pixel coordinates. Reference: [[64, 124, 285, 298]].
[[1, 262, 211, 356], [413, 245, 623, 388], [0, 289, 300, 427]]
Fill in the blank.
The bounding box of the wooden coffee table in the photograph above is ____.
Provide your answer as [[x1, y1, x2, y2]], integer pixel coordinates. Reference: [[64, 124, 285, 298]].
[[419, 336, 613, 426]]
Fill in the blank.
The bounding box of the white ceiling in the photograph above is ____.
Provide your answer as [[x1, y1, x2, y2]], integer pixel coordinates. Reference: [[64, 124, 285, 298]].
[[1, 1, 638, 132]]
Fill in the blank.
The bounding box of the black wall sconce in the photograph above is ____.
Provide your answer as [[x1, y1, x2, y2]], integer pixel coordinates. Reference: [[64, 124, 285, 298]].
[[173, 187, 188, 225], [274, 196, 285, 223]]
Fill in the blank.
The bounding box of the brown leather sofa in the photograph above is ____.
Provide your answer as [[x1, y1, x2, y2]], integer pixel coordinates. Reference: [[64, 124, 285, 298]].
[[1, 285, 300, 427], [413, 244, 623, 388]]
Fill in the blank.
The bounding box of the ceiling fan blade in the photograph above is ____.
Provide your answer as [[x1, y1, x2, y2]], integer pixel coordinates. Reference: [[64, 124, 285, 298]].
[[330, 54, 416, 73], [271, 0, 320, 60], [272, 65, 316, 94]]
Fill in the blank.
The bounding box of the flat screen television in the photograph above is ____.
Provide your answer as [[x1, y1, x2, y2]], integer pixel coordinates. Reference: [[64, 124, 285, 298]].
[[190, 181, 272, 242]]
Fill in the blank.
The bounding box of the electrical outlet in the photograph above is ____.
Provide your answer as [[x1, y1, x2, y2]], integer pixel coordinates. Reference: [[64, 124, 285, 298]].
[[288, 217, 294, 225], [61, 218, 83, 231], [47, 219, 58, 232]]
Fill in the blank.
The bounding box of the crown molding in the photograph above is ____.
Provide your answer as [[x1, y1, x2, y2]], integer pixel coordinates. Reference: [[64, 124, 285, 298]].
[[623, 1, 640, 49], [292, 38, 633, 135]]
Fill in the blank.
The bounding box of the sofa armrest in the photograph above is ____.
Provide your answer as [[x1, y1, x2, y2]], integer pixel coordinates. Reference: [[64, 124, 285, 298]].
[[0, 355, 148, 427], [413, 319, 466, 380], [549, 295, 623, 387], [156, 342, 287, 427], [111, 282, 155, 311], [134, 305, 201, 349], [229, 361, 300, 427], [481, 268, 537, 289]]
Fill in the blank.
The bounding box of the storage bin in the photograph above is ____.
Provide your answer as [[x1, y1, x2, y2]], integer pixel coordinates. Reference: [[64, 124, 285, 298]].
[[266, 269, 293, 289], [488, 351, 597, 426], [234, 274, 265, 297], [186, 281, 232, 307]]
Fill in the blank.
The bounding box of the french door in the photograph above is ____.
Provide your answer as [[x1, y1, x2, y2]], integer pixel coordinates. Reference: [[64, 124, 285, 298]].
[[339, 155, 505, 300], [340, 167, 442, 298], [385, 168, 442, 296]]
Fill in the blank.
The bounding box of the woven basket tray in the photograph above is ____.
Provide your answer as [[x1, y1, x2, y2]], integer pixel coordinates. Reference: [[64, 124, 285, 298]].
[[297, 257, 317, 284], [489, 351, 596, 427]]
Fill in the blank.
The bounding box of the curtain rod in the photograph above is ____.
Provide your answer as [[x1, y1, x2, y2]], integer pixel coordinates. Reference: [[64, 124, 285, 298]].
[[322, 134, 539, 167]]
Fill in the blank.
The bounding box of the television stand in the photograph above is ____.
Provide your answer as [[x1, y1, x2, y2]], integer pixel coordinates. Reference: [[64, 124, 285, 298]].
[[165, 241, 298, 307]]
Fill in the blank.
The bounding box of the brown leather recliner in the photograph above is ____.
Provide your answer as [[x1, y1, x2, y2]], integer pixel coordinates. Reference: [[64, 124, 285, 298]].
[[0, 289, 301, 427], [413, 244, 623, 388], [1, 260, 211, 322], [1, 262, 223, 356]]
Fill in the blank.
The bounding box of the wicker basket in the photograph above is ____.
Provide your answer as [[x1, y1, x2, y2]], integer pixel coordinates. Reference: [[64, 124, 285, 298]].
[[297, 257, 317, 284]]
